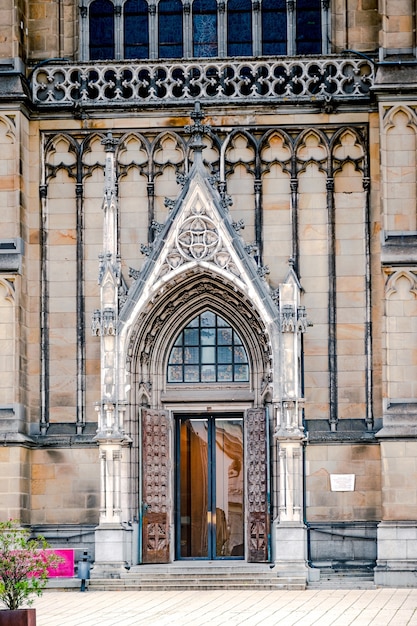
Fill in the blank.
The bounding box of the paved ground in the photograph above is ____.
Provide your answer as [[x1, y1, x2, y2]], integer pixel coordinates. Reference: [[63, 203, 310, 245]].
[[32, 588, 417, 625]]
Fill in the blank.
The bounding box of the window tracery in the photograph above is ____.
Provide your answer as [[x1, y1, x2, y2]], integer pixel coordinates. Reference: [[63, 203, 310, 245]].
[[167, 310, 249, 383]]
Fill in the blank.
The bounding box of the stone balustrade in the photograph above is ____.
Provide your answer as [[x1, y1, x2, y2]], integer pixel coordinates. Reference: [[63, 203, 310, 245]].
[[30, 56, 374, 108]]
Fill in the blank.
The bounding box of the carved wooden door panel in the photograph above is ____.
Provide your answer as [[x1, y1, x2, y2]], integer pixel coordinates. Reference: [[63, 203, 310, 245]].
[[246, 408, 269, 562], [141, 409, 171, 564]]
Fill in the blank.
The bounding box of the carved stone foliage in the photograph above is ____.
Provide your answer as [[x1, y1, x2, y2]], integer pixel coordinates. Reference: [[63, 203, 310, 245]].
[[141, 409, 170, 563], [246, 408, 269, 562]]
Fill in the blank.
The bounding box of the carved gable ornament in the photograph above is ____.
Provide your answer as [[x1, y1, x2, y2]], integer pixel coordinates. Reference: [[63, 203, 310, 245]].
[[161, 180, 240, 278], [120, 160, 279, 331]]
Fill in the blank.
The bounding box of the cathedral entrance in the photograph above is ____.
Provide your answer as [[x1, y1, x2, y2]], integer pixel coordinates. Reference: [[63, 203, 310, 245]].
[[137, 304, 272, 565], [176, 413, 244, 560]]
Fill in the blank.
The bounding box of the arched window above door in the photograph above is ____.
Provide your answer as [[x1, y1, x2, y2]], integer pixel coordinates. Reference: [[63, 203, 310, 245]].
[[167, 310, 249, 383]]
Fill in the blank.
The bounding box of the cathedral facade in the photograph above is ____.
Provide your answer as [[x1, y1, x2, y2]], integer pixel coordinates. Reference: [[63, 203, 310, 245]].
[[0, 0, 416, 586]]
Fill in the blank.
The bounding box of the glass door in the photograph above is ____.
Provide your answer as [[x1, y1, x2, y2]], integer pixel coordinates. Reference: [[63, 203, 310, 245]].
[[176, 414, 244, 559]]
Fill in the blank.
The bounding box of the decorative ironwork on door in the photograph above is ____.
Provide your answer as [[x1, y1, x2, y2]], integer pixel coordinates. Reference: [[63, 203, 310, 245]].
[[141, 409, 170, 563]]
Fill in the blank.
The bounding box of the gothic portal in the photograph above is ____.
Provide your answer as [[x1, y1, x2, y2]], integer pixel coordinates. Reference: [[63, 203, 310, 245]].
[[92, 111, 307, 574]]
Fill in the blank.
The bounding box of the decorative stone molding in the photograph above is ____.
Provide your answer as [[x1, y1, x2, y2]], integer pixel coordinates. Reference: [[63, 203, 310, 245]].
[[31, 57, 374, 108], [0, 238, 24, 273], [384, 268, 417, 300], [102, 308, 117, 335]]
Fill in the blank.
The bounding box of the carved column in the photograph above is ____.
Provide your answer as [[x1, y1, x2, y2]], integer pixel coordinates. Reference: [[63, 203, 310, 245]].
[[272, 265, 309, 580], [93, 133, 132, 576]]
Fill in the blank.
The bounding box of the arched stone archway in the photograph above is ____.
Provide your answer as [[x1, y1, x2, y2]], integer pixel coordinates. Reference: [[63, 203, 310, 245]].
[[125, 270, 272, 563]]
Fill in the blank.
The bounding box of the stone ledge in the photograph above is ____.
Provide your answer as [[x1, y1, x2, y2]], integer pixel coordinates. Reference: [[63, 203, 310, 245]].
[[305, 418, 381, 443], [381, 231, 417, 265]]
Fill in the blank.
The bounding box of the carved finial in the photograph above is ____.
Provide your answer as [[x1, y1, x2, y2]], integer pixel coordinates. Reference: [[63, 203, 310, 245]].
[[185, 101, 211, 156]]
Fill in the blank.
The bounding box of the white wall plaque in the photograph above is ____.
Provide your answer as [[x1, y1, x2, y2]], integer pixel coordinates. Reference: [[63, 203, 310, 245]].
[[330, 474, 355, 492]]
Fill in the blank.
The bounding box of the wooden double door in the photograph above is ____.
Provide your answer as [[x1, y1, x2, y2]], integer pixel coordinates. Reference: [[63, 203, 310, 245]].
[[141, 409, 269, 564]]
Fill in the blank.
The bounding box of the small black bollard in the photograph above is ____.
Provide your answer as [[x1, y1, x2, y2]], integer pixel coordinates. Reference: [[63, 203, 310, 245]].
[[77, 551, 91, 592]]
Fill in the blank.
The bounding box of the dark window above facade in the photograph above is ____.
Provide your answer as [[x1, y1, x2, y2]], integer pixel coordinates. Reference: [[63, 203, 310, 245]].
[[89, 0, 115, 60], [85, 0, 326, 61], [124, 0, 149, 59], [296, 0, 322, 54], [227, 0, 252, 57], [158, 0, 184, 58], [193, 0, 218, 57], [261, 0, 287, 56]]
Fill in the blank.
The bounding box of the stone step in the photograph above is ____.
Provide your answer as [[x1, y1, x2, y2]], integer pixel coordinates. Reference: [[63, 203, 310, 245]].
[[308, 569, 376, 590], [308, 582, 376, 590], [89, 569, 306, 591]]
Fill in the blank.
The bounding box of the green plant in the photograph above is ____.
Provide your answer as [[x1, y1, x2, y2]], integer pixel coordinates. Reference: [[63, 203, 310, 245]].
[[0, 520, 64, 611]]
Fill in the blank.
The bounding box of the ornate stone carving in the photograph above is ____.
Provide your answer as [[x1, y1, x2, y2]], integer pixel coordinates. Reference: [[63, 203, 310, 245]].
[[32, 57, 374, 108], [176, 214, 220, 261], [91, 309, 101, 336], [257, 265, 270, 279], [102, 307, 116, 335], [151, 220, 163, 234], [164, 197, 176, 211], [91, 308, 117, 336], [158, 201, 241, 278], [129, 267, 141, 281], [280, 304, 295, 332], [281, 304, 310, 333], [232, 219, 245, 232], [127, 277, 273, 379], [140, 243, 154, 257]]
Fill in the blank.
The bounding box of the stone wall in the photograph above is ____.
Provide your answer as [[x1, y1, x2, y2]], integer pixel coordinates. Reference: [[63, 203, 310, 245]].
[[31, 447, 99, 525]]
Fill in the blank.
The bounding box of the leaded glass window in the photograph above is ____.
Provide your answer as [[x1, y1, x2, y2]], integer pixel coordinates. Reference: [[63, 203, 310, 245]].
[[262, 0, 286, 56], [167, 311, 249, 383], [89, 0, 115, 60], [83, 0, 327, 61], [227, 0, 252, 57], [296, 0, 322, 54], [158, 0, 184, 58], [193, 0, 218, 57], [124, 0, 149, 59]]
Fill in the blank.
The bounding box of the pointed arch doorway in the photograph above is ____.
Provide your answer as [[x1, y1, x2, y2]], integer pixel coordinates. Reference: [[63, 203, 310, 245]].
[[139, 307, 271, 565]]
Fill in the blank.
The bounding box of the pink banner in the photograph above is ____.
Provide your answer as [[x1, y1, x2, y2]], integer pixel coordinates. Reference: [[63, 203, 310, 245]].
[[45, 549, 75, 577]]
